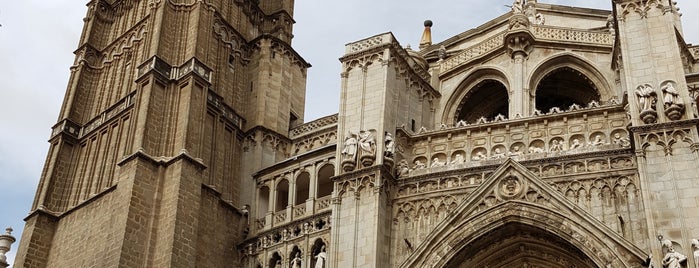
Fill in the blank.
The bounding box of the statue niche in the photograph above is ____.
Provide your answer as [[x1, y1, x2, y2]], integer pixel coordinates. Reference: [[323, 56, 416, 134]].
[[661, 80, 685, 121], [635, 83, 658, 124]]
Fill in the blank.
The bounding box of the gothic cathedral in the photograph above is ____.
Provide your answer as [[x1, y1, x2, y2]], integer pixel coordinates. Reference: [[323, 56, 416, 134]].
[[13, 0, 699, 267]]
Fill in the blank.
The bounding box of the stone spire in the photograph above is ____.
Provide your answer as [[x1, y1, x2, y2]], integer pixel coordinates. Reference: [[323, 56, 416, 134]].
[[419, 20, 433, 50]]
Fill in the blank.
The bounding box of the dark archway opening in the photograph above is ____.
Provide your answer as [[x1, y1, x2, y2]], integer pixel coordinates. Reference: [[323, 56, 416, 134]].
[[444, 223, 596, 268], [455, 80, 509, 123], [535, 67, 600, 113]]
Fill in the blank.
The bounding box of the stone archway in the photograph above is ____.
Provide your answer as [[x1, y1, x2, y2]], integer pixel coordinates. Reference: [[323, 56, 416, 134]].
[[400, 159, 648, 268], [445, 222, 595, 268]]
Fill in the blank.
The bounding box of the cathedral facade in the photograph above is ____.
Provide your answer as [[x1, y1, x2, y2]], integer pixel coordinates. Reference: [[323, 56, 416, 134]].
[[13, 0, 699, 267]]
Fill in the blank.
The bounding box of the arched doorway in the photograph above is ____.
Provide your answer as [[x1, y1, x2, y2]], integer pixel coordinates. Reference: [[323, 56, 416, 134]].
[[455, 79, 509, 123], [535, 67, 600, 112], [444, 223, 595, 267]]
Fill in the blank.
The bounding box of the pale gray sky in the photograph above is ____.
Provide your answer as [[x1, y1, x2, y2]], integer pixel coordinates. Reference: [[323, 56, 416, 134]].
[[0, 0, 697, 264]]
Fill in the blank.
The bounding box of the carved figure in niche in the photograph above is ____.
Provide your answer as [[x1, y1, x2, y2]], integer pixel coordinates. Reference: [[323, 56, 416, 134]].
[[570, 139, 583, 150], [528, 145, 543, 154], [511, 0, 523, 13], [455, 120, 468, 127], [315, 245, 327, 268], [413, 160, 426, 170], [303, 222, 310, 234], [358, 130, 375, 156], [431, 157, 445, 167], [450, 153, 465, 165], [472, 151, 487, 161], [636, 84, 657, 111], [612, 133, 631, 147], [550, 139, 563, 152], [590, 135, 606, 147], [662, 247, 687, 268], [341, 134, 357, 161], [396, 160, 410, 177], [384, 132, 395, 158], [508, 146, 523, 156], [662, 82, 683, 107], [491, 148, 506, 159], [291, 252, 302, 268], [275, 259, 282, 268]]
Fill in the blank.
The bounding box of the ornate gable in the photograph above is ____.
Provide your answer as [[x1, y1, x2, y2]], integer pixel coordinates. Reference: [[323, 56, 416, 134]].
[[401, 158, 648, 268]]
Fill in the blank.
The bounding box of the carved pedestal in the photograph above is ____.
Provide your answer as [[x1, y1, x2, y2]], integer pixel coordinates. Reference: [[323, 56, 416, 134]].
[[360, 154, 375, 167], [640, 109, 658, 124], [664, 104, 685, 121], [342, 160, 356, 172]]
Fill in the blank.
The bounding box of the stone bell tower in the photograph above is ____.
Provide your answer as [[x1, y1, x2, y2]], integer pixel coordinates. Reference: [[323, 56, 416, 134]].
[[331, 33, 439, 267], [14, 0, 308, 267], [614, 0, 699, 265]]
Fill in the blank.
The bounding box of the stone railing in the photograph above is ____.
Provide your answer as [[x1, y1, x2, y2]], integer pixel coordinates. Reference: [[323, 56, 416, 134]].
[[77, 92, 137, 139], [293, 204, 306, 218], [273, 211, 286, 225], [289, 114, 338, 138], [242, 212, 331, 255], [345, 33, 393, 54], [440, 32, 506, 73], [255, 218, 265, 230], [315, 196, 332, 212], [531, 26, 612, 46], [440, 26, 612, 74], [400, 104, 631, 178]]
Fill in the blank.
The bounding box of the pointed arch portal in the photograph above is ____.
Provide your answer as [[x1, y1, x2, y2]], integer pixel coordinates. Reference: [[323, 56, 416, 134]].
[[401, 159, 647, 268]]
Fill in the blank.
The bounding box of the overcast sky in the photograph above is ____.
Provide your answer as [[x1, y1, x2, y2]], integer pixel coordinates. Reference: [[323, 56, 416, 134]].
[[1, 0, 697, 264]]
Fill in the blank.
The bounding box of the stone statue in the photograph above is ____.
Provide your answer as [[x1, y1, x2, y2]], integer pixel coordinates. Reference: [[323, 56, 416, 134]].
[[438, 45, 447, 60], [315, 246, 327, 268], [291, 252, 302, 268], [472, 151, 486, 161], [528, 145, 543, 154], [384, 132, 395, 158], [275, 259, 282, 268], [358, 130, 375, 156], [511, 0, 524, 13], [662, 82, 683, 107], [550, 139, 563, 152], [692, 239, 699, 268], [430, 157, 445, 167], [491, 148, 506, 159], [612, 133, 631, 147], [509, 146, 523, 156], [413, 160, 426, 170], [636, 84, 657, 111], [450, 153, 465, 165], [590, 135, 605, 147], [341, 134, 357, 160], [570, 139, 583, 150], [397, 160, 410, 177], [662, 247, 687, 268]]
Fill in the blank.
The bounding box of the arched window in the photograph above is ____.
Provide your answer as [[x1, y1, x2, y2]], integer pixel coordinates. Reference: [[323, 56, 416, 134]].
[[258, 185, 270, 218], [317, 165, 334, 197], [455, 80, 509, 122], [535, 67, 600, 112], [295, 172, 310, 205], [276, 179, 289, 211]]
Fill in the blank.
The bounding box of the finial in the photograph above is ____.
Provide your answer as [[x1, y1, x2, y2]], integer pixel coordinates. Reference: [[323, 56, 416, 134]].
[[419, 20, 433, 50]]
